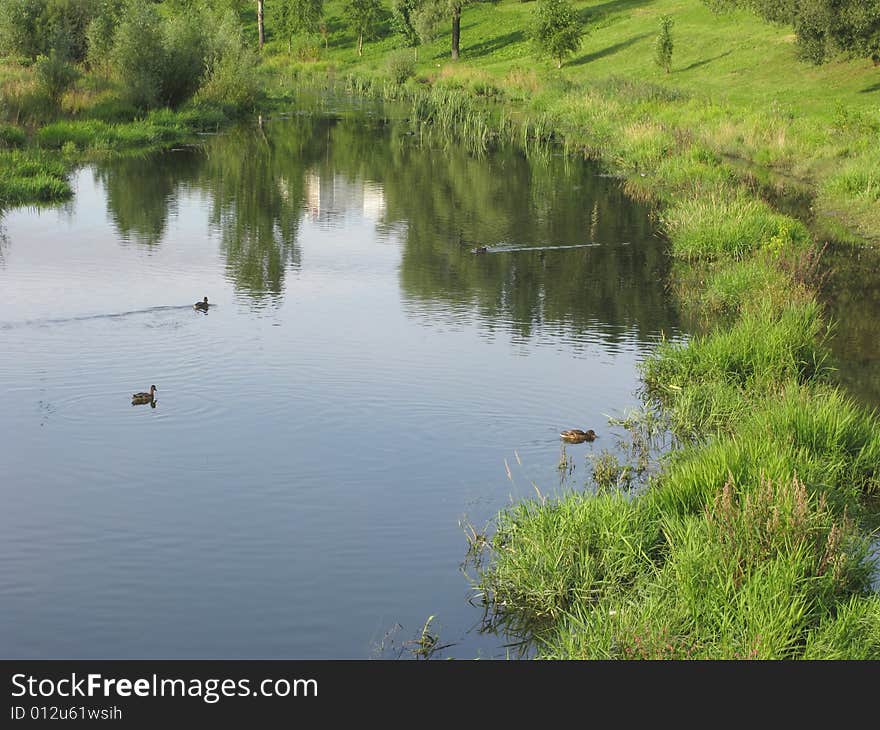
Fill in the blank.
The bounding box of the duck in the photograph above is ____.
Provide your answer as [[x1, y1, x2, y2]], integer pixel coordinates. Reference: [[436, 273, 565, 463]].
[[560, 428, 597, 443], [132, 385, 157, 405], [472, 246, 488, 254], [194, 296, 209, 311]]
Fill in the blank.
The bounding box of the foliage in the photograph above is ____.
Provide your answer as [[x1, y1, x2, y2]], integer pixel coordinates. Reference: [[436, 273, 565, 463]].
[[273, 0, 324, 52], [0, 0, 48, 59], [0, 0, 101, 62], [412, 0, 447, 46], [197, 10, 261, 112], [391, 0, 422, 47], [386, 49, 416, 84], [654, 14, 674, 73], [85, 1, 124, 71], [109, 0, 166, 108], [530, 0, 583, 68], [344, 0, 383, 56], [35, 49, 80, 106], [161, 13, 209, 108]]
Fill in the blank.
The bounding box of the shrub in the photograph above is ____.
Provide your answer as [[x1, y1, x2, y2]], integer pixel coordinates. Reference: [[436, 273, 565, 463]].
[[109, 0, 165, 109], [197, 10, 260, 113], [162, 13, 208, 107], [35, 49, 80, 105], [386, 49, 416, 85]]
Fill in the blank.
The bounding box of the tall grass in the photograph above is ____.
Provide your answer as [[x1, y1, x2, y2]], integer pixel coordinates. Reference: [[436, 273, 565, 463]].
[[662, 195, 810, 260], [0, 149, 70, 204]]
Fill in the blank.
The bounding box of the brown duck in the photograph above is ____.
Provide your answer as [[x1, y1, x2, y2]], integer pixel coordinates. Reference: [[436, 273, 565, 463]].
[[132, 385, 157, 405], [560, 428, 597, 443]]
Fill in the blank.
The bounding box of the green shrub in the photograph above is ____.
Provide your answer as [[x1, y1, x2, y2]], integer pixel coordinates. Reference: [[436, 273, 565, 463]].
[[386, 49, 415, 85], [109, 0, 165, 109], [35, 49, 79, 105]]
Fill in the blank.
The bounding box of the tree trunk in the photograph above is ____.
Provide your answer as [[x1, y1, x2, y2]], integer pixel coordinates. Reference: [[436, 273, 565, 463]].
[[257, 0, 265, 50], [358, 32, 363, 56], [451, 5, 461, 60], [557, 58, 562, 69]]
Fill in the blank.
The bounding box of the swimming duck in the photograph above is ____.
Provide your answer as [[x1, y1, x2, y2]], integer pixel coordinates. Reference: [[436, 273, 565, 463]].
[[560, 428, 597, 443], [194, 296, 209, 311], [472, 246, 488, 254], [132, 385, 157, 405]]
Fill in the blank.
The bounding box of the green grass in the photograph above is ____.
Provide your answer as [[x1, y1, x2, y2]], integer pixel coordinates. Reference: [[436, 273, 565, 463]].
[[662, 195, 810, 260], [477, 467, 878, 659], [0, 149, 71, 205]]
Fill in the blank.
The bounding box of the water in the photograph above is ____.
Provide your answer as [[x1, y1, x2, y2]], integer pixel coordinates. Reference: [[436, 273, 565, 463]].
[[0, 102, 683, 658]]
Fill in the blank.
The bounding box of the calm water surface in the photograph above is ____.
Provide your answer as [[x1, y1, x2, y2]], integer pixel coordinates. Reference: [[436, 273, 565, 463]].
[[0, 101, 685, 658]]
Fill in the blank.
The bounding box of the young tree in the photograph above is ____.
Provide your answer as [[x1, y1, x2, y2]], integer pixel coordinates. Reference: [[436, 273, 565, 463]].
[[258, 0, 265, 49], [276, 0, 324, 53], [344, 0, 381, 56], [530, 0, 582, 68], [654, 14, 674, 73]]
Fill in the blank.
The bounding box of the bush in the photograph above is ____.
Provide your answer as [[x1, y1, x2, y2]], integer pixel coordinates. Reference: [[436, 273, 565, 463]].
[[196, 10, 260, 113], [35, 49, 80, 105], [0, 0, 46, 59], [109, 0, 165, 109], [386, 49, 415, 85], [162, 13, 209, 107]]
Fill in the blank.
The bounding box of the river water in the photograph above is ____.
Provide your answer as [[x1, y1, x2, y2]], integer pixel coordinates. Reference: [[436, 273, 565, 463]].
[[7, 96, 834, 658]]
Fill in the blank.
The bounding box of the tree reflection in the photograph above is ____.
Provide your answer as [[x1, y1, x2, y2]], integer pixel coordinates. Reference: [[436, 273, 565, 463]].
[[821, 243, 880, 408], [96, 151, 203, 247], [96, 108, 680, 344]]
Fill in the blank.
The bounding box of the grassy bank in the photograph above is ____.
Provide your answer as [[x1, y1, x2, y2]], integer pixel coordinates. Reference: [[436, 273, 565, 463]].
[[255, 2, 880, 657], [0, 56, 243, 206]]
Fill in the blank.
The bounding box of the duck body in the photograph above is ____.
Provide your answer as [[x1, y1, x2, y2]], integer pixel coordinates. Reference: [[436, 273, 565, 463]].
[[472, 246, 488, 254], [560, 428, 597, 443], [194, 296, 209, 311], [132, 384, 157, 404]]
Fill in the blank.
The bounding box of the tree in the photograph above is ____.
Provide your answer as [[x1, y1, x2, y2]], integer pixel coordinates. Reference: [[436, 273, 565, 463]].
[[391, 0, 421, 48], [530, 0, 582, 68], [412, 0, 446, 49], [654, 14, 674, 73], [276, 0, 324, 53], [258, 0, 265, 49], [344, 0, 381, 56]]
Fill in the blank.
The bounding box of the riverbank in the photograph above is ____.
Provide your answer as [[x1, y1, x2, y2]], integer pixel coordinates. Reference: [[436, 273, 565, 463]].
[[258, 2, 880, 657]]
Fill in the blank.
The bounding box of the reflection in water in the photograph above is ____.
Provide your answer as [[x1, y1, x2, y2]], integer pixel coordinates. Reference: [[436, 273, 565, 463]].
[[822, 242, 880, 408], [92, 113, 677, 343], [96, 152, 203, 247]]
